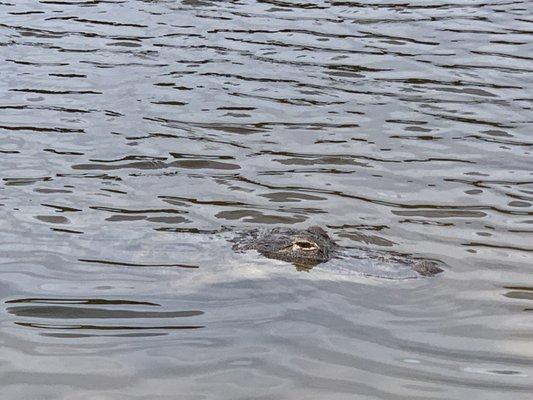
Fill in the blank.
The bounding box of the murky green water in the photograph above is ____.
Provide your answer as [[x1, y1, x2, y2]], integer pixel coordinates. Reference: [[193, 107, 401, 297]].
[[1, 0, 532, 398]]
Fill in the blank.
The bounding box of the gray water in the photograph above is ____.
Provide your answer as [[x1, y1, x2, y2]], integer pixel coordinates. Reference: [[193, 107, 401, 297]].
[[1, 0, 532, 399]]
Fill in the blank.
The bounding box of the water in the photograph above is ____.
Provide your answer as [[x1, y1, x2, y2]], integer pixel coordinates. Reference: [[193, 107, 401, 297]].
[[1, 0, 532, 398]]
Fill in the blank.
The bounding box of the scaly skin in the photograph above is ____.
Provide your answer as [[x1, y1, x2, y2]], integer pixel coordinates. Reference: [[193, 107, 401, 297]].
[[232, 226, 443, 277]]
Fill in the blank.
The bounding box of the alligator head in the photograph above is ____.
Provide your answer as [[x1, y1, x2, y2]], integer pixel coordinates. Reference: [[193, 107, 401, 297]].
[[232, 226, 339, 270]]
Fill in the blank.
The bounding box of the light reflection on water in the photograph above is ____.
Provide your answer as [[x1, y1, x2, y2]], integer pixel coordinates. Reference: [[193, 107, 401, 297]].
[[0, 0, 532, 398]]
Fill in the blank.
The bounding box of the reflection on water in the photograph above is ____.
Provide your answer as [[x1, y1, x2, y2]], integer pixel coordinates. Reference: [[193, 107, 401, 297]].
[[1, 0, 532, 398], [6, 297, 204, 337]]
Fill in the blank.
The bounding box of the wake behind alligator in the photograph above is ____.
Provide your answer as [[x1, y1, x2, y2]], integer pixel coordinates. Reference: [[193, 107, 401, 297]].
[[231, 226, 443, 279]]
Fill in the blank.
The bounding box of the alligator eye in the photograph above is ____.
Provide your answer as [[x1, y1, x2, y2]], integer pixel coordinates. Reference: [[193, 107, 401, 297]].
[[293, 240, 318, 251]]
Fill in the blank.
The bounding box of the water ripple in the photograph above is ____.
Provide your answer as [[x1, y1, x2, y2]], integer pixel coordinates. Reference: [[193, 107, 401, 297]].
[[1, 0, 532, 398]]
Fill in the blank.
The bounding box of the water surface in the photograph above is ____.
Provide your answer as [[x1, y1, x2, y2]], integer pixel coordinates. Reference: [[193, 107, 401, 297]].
[[0, 0, 532, 399]]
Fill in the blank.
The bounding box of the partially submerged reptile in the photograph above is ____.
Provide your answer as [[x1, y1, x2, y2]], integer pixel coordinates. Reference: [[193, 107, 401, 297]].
[[232, 226, 443, 278]]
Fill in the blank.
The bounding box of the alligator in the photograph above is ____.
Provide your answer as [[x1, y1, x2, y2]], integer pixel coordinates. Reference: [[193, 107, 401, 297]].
[[231, 226, 443, 278]]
